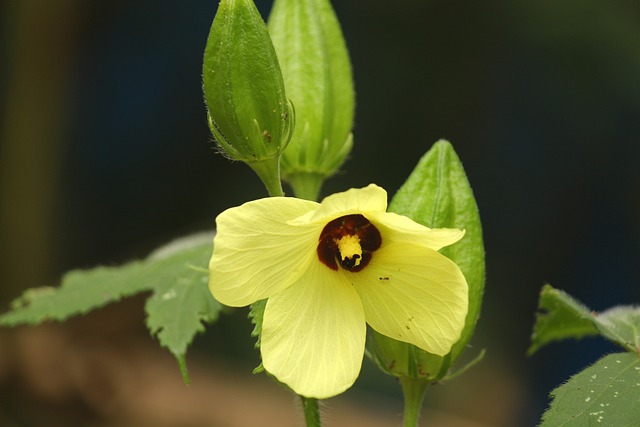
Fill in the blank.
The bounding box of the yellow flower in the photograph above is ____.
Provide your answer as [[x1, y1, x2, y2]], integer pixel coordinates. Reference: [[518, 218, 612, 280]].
[[208, 184, 468, 398]]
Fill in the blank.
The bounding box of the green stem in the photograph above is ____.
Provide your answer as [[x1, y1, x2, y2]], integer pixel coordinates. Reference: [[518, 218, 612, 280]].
[[249, 156, 285, 197], [285, 171, 325, 201], [253, 160, 322, 426], [301, 396, 321, 427], [400, 376, 429, 427]]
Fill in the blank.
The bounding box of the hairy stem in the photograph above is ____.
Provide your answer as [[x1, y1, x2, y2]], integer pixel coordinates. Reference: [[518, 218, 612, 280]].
[[301, 396, 321, 427], [400, 376, 429, 427]]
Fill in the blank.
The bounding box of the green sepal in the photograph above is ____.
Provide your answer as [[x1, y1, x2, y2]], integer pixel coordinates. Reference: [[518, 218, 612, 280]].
[[367, 330, 449, 381], [268, 0, 354, 200], [203, 0, 294, 193], [529, 284, 640, 355], [368, 140, 485, 381]]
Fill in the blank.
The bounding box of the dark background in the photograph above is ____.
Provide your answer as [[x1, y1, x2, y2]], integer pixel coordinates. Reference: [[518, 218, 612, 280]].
[[1, 1, 639, 426]]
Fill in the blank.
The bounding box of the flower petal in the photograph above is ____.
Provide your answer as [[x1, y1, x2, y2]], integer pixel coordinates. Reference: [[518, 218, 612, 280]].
[[261, 260, 366, 399], [367, 211, 465, 251], [291, 184, 388, 225], [352, 241, 468, 356], [209, 197, 319, 307]]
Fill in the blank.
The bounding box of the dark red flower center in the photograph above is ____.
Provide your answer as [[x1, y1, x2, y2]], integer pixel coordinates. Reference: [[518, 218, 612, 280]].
[[317, 214, 382, 272]]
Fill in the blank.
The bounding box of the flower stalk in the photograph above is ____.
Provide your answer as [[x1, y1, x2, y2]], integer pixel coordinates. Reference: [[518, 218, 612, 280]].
[[249, 157, 285, 197], [400, 376, 429, 427], [283, 171, 325, 201], [301, 397, 322, 427]]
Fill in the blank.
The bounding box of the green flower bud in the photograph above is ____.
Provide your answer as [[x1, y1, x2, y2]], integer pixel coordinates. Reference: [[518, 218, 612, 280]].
[[367, 141, 486, 383], [268, 0, 354, 200], [203, 0, 294, 196], [368, 331, 451, 381]]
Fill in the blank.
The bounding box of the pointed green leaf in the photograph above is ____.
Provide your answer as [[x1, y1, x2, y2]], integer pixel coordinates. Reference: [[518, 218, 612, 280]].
[[1, 260, 150, 325], [248, 298, 267, 373], [269, 0, 354, 199], [528, 284, 600, 355], [249, 298, 267, 348], [373, 140, 485, 380], [144, 235, 222, 383], [0, 232, 223, 381], [529, 285, 640, 355], [595, 306, 640, 353], [541, 352, 640, 426]]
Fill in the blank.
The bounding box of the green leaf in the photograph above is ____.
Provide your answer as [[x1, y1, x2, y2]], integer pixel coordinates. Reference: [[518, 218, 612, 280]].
[[268, 0, 355, 199], [375, 140, 485, 379], [528, 284, 600, 356], [249, 299, 267, 347], [144, 234, 222, 383], [529, 285, 640, 355], [1, 261, 151, 325], [248, 298, 267, 373], [0, 232, 223, 381], [541, 352, 640, 426], [595, 306, 640, 353]]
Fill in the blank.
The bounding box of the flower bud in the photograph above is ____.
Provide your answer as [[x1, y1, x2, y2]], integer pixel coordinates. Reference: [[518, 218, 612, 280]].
[[368, 331, 451, 381], [268, 0, 354, 200], [366, 141, 486, 383], [203, 0, 294, 194]]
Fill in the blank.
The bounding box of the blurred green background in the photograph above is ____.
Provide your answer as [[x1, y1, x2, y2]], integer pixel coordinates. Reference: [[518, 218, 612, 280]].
[[1, 0, 639, 426]]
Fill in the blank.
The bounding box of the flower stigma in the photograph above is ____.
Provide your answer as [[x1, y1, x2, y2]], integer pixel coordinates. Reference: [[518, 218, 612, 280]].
[[337, 235, 362, 268], [317, 214, 382, 272]]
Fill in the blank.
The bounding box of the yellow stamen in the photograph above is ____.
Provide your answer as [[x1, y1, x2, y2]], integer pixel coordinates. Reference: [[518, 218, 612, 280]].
[[336, 235, 362, 267]]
